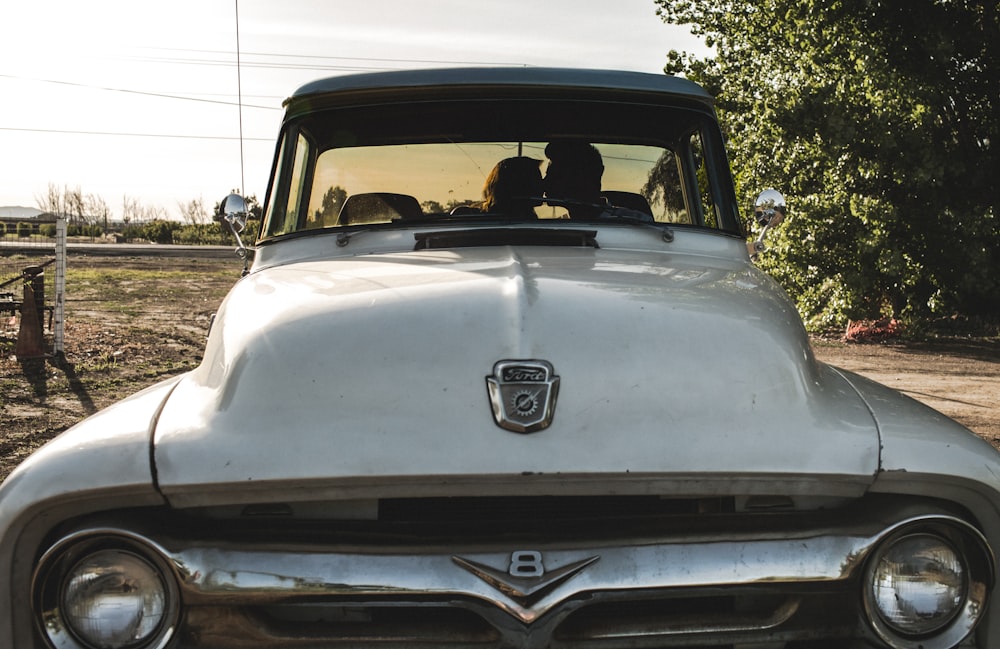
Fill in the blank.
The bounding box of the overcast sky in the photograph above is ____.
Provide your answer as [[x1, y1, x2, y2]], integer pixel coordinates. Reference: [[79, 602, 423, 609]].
[[1, 0, 708, 218]]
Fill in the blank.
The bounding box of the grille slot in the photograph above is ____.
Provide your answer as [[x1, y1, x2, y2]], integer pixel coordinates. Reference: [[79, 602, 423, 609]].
[[181, 589, 862, 649], [377, 496, 736, 524], [554, 590, 859, 646], [185, 605, 500, 646]]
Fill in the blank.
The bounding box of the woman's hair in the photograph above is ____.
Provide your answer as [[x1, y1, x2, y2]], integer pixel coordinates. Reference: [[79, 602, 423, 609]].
[[482, 157, 543, 212]]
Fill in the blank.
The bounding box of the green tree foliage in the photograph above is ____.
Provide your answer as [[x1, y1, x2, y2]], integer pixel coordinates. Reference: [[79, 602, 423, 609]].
[[137, 220, 182, 244], [656, 0, 999, 328], [315, 186, 348, 224], [66, 223, 103, 238], [174, 223, 229, 245]]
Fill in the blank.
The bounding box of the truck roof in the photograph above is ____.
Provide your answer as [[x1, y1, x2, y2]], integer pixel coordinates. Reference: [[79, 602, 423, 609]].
[[286, 67, 714, 108]]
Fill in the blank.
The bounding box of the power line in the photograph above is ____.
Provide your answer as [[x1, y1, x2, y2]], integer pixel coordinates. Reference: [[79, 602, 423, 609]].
[[131, 46, 526, 69], [121, 55, 398, 73], [1, 47, 528, 109], [0, 74, 279, 110], [34, 47, 525, 76], [0, 126, 272, 141]]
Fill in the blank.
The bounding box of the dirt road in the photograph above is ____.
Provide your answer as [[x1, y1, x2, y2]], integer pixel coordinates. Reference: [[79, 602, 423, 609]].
[[813, 337, 1000, 448]]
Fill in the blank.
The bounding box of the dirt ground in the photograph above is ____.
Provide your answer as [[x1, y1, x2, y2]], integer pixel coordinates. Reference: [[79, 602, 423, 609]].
[[811, 337, 1000, 447], [0, 254, 244, 481], [1, 254, 998, 483]]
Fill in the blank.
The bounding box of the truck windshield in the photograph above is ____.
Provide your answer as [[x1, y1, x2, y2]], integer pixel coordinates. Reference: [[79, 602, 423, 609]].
[[261, 100, 731, 238]]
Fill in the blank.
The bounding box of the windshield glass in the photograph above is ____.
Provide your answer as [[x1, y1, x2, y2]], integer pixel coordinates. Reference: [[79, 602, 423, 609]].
[[261, 98, 729, 238]]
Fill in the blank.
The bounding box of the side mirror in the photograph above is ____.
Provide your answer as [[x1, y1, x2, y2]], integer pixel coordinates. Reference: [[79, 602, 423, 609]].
[[749, 189, 786, 260], [217, 193, 248, 232], [216, 193, 251, 261], [754, 189, 786, 227]]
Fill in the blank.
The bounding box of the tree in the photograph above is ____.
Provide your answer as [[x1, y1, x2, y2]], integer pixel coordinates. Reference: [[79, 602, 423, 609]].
[[122, 195, 142, 226], [656, 0, 999, 328], [142, 205, 167, 222], [35, 184, 110, 233], [178, 197, 208, 225], [421, 200, 445, 214], [122, 194, 167, 235], [35, 183, 66, 216], [85, 194, 111, 231], [313, 186, 347, 226], [446, 198, 479, 213], [65, 186, 85, 226], [141, 220, 181, 244]]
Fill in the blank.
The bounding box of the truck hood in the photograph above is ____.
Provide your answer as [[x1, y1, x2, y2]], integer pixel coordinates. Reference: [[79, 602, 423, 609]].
[[154, 242, 879, 506]]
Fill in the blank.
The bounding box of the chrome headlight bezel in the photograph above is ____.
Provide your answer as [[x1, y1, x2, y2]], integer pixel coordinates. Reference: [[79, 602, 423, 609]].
[[32, 533, 180, 649], [862, 520, 993, 649]]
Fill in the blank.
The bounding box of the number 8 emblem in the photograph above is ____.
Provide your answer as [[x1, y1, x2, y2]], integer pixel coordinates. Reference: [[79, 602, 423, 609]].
[[509, 550, 544, 577]]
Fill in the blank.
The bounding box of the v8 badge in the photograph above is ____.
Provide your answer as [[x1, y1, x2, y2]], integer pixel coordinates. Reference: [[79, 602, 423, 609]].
[[486, 360, 560, 433]]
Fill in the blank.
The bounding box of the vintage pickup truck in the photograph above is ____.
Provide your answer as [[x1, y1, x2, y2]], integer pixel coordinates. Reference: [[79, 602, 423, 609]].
[[1, 67, 997, 649]]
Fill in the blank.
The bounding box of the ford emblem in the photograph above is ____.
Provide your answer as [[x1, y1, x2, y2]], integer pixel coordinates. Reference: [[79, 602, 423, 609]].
[[486, 360, 560, 433]]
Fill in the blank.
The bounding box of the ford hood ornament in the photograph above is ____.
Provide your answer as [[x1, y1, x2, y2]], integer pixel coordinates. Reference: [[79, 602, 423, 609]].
[[486, 360, 560, 433]]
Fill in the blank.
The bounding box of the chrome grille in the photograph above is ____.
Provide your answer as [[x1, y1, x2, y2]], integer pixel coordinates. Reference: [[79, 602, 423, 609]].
[[31, 497, 988, 649]]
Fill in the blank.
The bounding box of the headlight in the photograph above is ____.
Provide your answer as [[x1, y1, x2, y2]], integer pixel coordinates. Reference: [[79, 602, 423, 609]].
[[63, 550, 168, 648], [34, 535, 179, 649], [864, 522, 993, 649], [869, 534, 965, 634]]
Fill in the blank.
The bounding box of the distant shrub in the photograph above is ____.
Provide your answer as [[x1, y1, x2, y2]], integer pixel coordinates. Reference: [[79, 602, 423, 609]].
[[66, 223, 103, 238], [175, 223, 228, 245], [141, 220, 182, 244], [121, 224, 143, 242]]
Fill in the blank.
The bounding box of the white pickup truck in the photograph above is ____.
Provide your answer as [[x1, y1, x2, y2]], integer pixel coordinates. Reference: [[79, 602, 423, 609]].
[[2, 67, 997, 649]]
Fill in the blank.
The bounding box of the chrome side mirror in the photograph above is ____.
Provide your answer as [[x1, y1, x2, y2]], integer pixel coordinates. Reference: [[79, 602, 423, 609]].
[[216, 193, 251, 261], [749, 189, 786, 260], [220, 193, 248, 233]]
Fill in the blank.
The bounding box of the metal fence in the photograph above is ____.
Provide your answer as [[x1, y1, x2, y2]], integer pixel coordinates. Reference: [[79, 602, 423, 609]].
[[0, 220, 66, 356]]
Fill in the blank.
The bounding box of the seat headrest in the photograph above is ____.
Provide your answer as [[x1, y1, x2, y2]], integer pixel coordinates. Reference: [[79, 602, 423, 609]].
[[338, 193, 423, 225]]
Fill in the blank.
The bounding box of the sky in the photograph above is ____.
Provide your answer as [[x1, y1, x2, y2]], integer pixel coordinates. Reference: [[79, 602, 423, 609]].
[[1, 0, 709, 220]]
